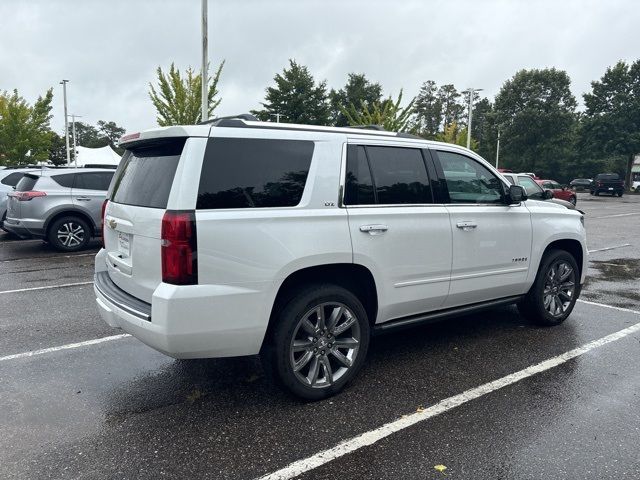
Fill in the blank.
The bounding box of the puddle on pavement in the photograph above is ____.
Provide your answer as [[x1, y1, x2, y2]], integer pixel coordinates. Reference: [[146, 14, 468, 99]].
[[583, 258, 640, 308], [589, 258, 640, 282]]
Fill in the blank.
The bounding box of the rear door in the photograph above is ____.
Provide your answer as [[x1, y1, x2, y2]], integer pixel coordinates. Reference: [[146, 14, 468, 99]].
[[103, 138, 189, 302], [72, 171, 114, 230], [432, 149, 533, 307], [345, 144, 452, 323]]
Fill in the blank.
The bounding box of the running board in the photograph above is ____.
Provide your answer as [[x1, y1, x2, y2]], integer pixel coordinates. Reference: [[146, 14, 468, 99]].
[[373, 295, 524, 334]]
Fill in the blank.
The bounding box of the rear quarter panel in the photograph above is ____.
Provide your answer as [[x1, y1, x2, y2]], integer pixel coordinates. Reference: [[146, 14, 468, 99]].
[[177, 131, 351, 342]]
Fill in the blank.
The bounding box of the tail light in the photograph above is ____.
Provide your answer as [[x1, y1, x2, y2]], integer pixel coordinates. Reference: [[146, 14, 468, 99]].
[[101, 200, 108, 248], [161, 210, 198, 285], [12, 191, 47, 201]]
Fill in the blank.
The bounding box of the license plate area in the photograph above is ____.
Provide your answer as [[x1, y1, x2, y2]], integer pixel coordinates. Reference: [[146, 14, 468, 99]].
[[608, 187, 614, 190], [117, 231, 131, 257]]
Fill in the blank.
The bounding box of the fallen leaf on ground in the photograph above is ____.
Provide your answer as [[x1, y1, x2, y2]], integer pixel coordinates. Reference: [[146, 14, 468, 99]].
[[434, 464, 447, 473]]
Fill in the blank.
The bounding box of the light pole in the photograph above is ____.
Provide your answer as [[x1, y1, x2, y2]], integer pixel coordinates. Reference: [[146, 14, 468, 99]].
[[201, 0, 208, 122], [465, 88, 483, 150], [70, 114, 82, 168], [495, 128, 501, 169], [270, 113, 285, 123], [60, 80, 70, 165]]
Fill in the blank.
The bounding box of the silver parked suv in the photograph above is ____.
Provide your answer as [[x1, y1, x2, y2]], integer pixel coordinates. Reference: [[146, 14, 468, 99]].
[[4, 168, 115, 251]]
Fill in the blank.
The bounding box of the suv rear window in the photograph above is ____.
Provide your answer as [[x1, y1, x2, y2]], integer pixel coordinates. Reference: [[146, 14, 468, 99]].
[[15, 174, 39, 192], [109, 138, 185, 209], [595, 173, 620, 181], [196, 138, 314, 209]]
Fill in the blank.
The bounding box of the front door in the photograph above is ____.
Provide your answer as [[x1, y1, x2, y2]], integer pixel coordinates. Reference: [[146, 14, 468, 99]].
[[432, 149, 532, 308], [344, 144, 452, 323]]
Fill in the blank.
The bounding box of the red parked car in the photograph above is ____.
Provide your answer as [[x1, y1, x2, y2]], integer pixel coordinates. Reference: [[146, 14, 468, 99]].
[[536, 179, 577, 206]]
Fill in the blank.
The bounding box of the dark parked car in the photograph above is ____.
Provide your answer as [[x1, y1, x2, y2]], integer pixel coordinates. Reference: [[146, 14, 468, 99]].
[[590, 173, 624, 197], [569, 178, 592, 191]]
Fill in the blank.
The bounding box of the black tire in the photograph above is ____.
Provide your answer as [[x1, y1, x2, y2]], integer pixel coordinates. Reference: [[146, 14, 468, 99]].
[[594, 191, 599, 196], [617, 192, 623, 197], [47, 216, 91, 252], [518, 249, 580, 326], [569, 196, 577, 205], [261, 284, 370, 400]]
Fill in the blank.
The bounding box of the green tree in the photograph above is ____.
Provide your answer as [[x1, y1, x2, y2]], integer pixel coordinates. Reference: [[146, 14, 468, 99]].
[[329, 73, 382, 126], [436, 122, 478, 150], [48, 132, 67, 166], [73, 121, 104, 148], [149, 61, 224, 126], [411, 80, 442, 139], [471, 98, 497, 160], [582, 60, 640, 186], [0, 88, 53, 165], [252, 60, 330, 125], [493, 68, 578, 178], [438, 84, 465, 131], [97, 120, 126, 154], [341, 90, 415, 132]]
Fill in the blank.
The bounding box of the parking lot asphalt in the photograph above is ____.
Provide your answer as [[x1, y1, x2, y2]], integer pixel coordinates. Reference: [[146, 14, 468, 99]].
[[1, 192, 639, 480]]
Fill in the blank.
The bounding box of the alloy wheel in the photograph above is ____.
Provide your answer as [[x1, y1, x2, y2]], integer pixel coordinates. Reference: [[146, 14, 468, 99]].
[[289, 302, 361, 389], [57, 222, 85, 247], [543, 260, 576, 317]]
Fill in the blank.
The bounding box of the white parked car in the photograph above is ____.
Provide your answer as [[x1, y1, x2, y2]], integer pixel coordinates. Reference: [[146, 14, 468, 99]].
[[94, 116, 587, 399]]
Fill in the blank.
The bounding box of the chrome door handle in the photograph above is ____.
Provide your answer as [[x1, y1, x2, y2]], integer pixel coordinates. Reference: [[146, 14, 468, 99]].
[[360, 224, 389, 235], [76, 196, 91, 201], [456, 221, 477, 231]]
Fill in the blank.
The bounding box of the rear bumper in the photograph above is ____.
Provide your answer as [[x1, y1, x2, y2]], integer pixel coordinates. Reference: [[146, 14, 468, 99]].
[[93, 249, 269, 359], [591, 187, 624, 194], [3, 216, 45, 238]]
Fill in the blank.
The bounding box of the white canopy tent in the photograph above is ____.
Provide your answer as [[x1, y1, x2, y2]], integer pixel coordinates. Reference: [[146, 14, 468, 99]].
[[72, 145, 121, 167]]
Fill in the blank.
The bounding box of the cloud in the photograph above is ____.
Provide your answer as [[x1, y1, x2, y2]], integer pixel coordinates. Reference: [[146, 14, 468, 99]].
[[1, 0, 636, 133]]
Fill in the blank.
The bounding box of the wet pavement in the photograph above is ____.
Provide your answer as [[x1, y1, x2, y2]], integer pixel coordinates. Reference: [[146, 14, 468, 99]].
[[1, 192, 639, 479]]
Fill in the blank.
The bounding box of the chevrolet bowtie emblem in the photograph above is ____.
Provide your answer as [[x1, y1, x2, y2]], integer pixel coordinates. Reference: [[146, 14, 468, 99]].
[[108, 219, 117, 229]]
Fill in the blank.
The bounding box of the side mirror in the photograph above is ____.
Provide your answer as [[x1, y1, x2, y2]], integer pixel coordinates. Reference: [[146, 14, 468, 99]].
[[544, 190, 554, 199], [509, 185, 527, 203]]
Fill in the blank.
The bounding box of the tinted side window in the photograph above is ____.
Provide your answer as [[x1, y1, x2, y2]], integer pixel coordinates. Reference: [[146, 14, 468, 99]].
[[75, 172, 114, 191], [51, 173, 76, 188], [197, 138, 314, 209], [1, 172, 24, 186], [344, 146, 375, 205], [366, 146, 432, 204], [437, 151, 504, 204]]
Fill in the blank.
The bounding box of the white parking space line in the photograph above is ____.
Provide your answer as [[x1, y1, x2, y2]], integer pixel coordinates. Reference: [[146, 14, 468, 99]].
[[256, 304, 640, 480], [595, 212, 640, 219], [0, 334, 130, 362], [0, 252, 97, 264], [0, 281, 93, 295], [588, 244, 631, 253]]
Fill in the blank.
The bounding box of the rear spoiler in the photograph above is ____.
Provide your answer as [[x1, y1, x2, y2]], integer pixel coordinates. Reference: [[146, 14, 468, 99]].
[[118, 125, 211, 148]]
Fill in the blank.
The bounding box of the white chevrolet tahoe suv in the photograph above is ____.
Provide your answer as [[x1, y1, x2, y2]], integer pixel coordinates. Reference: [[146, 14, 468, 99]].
[[95, 115, 587, 400]]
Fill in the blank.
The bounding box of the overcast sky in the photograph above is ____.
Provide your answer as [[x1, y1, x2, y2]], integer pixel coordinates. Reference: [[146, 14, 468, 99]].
[[1, 0, 637, 134]]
